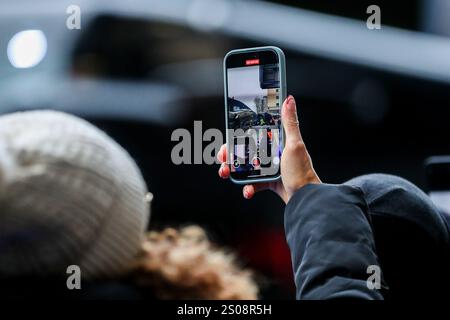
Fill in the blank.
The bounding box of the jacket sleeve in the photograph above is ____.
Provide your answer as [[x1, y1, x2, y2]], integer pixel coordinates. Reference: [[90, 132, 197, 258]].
[[284, 183, 384, 300]]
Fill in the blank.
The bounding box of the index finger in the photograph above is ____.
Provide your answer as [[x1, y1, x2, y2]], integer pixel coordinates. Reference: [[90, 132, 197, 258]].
[[217, 144, 227, 164]]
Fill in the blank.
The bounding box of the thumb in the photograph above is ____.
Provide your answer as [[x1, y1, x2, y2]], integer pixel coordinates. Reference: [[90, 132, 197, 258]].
[[281, 95, 303, 145]]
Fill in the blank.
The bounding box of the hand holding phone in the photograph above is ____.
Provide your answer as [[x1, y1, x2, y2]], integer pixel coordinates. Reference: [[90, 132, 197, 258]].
[[218, 95, 321, 204]]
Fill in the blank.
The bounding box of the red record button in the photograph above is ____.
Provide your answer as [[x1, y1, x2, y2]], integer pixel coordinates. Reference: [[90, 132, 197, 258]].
[[245, 58, 259, 66]]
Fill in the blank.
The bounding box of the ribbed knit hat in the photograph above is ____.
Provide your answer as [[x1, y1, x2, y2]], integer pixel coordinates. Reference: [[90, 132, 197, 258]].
[[0, 110, 150, 279]]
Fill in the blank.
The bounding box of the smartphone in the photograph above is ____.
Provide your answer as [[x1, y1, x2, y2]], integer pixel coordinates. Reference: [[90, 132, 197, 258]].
[[224, 46, 286, 184], [425, 156, 450, 215]]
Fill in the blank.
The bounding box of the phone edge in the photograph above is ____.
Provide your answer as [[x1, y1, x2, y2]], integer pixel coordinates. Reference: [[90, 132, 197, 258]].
[[223, 46, 287, 185]]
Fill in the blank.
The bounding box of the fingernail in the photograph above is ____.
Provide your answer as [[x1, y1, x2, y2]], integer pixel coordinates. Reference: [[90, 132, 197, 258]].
[[285, 95, 292, 105], [287, 96, 295, 110]]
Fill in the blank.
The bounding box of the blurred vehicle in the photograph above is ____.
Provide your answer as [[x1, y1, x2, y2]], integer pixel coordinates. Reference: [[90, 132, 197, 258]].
[[1, 0, 450, 298]]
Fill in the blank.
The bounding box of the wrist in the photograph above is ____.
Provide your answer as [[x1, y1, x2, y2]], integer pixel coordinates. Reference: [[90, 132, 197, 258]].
[[285, 170, 321, 203]]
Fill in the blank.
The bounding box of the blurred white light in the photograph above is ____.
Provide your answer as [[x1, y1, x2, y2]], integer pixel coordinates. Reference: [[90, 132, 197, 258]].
[[7, 30, 47, 69], [187, 0, 231, 31]]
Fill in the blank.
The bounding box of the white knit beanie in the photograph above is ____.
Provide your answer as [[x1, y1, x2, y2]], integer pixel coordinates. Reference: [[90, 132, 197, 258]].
[[0, 110, 150, 279]]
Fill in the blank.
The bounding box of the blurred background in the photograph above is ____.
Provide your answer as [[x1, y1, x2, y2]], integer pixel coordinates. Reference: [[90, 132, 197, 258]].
[[1, 0, 450, 299]]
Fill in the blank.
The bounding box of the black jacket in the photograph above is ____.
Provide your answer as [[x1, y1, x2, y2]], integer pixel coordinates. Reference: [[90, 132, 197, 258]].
[[284, 174, 450, 300]]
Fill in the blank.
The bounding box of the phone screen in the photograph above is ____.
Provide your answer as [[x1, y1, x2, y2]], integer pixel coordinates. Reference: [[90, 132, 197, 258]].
[[225, 50, 283, 181]]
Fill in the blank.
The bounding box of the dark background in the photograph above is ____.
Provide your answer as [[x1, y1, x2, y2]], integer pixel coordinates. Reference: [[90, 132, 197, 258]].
[[1, 0, 450, 299]]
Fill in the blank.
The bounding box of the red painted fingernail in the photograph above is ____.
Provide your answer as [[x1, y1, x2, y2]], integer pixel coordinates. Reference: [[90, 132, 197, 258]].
[[285, 96, 291, 104]]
